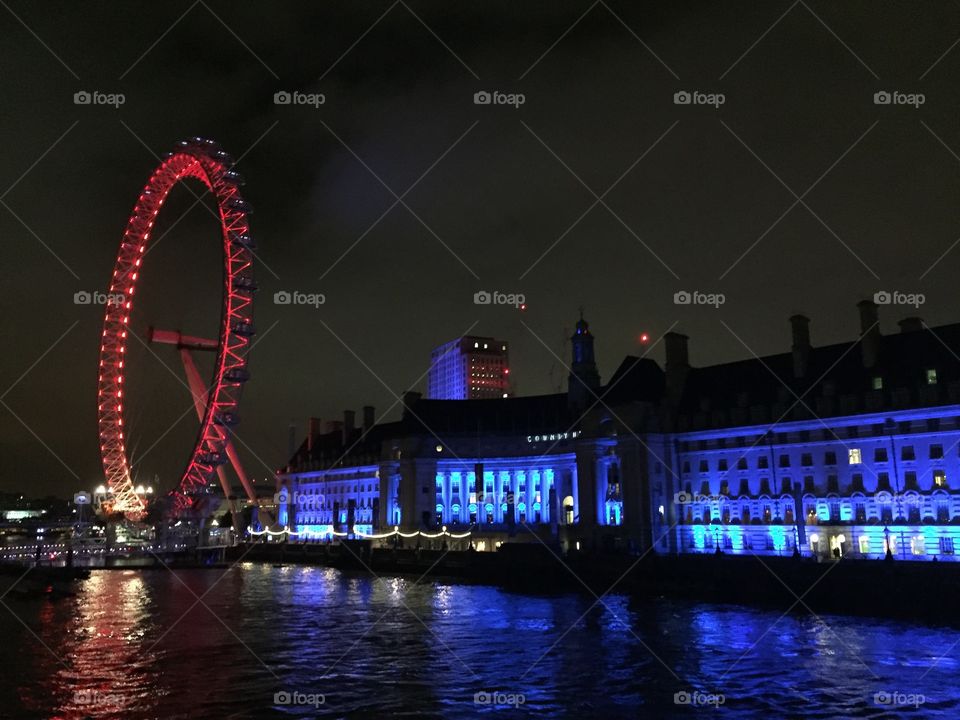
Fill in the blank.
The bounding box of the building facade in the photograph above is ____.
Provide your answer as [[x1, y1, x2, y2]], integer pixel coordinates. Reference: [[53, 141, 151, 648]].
[[278, 303, 960, 562], [427, 336, 510, 399]]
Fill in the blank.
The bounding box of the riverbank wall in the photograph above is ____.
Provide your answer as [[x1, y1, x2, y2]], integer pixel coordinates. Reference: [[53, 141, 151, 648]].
[[231, 542, 960, 624]]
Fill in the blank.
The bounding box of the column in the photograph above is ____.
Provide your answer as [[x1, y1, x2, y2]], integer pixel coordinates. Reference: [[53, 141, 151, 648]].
[[574, 443, 598, 530]]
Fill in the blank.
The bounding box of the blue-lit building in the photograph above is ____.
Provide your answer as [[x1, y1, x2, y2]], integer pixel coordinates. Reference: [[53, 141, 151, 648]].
[[278, 302, 960, 561], [658, 304, 960, 562], [427, 336, 510, 399], [278, 316, 664, 552]]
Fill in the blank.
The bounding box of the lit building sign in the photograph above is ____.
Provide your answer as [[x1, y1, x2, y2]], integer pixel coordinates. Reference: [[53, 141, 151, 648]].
[[526, 431, 580, 443]]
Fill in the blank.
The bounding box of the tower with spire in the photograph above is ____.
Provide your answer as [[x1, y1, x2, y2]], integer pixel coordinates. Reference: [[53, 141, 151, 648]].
[[568, 308, 601, 410]]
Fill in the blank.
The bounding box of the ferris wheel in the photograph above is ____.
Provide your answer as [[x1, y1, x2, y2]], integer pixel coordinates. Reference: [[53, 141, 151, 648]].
[[96, 138, 258, 519]]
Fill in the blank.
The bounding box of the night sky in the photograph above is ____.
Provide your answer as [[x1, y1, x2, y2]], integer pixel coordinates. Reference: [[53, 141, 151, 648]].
[[3, 1, 960, 498]]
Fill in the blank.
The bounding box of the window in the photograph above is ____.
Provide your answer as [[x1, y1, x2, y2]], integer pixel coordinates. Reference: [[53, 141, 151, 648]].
[[737, 458, 748, 470], [859, 536, 870, 554], [940, 537, 955, 555], [779, 455, 790, 468], [848, 448, 862, 464], [902, 446, 915, 461], [931, 444, 944, 459], [911, 536, 926, 556], [801, 453, 813, 467], [872, 376, 883, 390], [699, 460, 709, 473], [938, 499, 950, 523], [934, 470, 947, 488], [927, 368, 938, 385], [824, 451, 837, 465], [718, 459, 728, 471], [905, 471, 918, 490], [758, 456, 769, 469], [828, 499, 841, 520], [874, 448, 888, 463], [854, 501, 866, 522]]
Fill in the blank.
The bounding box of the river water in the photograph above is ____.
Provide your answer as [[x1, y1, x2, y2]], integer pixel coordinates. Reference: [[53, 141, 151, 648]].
[[1, 563, 957, 718]]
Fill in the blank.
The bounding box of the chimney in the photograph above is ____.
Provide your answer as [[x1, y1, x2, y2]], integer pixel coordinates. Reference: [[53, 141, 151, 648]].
[[664, 332, 689, 371], [306, 417, 321, 452], [790, 315, 811, 378], [898, 317, 923, 333], [402, 391, 422, 419], [857, 299, 881, 369], [343, 410, 355, 444], [664, 332, 690, 399], [362, 405, 375, 433]]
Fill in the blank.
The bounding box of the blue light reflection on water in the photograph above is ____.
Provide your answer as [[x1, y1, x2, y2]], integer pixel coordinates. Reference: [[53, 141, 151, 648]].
[[0, 565, 958, 718]]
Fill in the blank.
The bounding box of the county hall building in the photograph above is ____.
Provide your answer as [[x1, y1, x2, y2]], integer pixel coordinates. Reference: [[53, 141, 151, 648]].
[[276, 301, 960, 562]]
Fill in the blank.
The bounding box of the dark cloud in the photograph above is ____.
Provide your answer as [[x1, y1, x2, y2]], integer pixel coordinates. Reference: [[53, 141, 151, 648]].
[[3, 0, 960, 497]]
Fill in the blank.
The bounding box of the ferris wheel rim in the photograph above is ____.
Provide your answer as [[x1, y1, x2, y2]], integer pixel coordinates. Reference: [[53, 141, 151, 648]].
[[96, 138, 256, 519]]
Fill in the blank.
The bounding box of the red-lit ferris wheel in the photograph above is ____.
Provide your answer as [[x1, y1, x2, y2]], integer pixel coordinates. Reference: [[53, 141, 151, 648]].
[[97, 138, 258, 519]]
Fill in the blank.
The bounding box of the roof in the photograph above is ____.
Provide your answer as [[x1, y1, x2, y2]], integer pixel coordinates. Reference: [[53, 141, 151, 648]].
[[676, 322, 960, 428], [402, 392, 575, 436]]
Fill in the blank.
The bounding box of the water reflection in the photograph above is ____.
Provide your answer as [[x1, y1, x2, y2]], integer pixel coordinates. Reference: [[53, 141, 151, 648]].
[[0, 566, 957, 717]]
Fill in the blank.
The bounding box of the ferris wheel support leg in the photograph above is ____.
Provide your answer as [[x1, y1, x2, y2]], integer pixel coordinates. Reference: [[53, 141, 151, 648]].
[[177, 346, 258, 512]]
